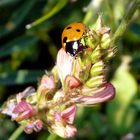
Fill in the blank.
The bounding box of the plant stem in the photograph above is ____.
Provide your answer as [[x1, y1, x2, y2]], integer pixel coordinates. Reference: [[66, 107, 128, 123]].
[[111, 0, 140, 47], [46, 133, 58, 140], [8, 125, 25, 140], [26, 0, 68, 29]]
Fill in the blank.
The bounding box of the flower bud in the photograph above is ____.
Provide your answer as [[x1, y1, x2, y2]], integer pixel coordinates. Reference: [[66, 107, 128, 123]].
[[73, 83, 115, 105], [37, 75, 56, 108], [101, 33, 111, 49], [84, 31, 100, 49], [46, 105, 77, 138], [24, 119, 43, 134], [85, 75, 105, 88], [104, 47, 117, 62], [13, 101, 36, 122], [90, 60, 104, 77], [1, 87, 36, 121], [64, 75, 81, 91], [92, 15, 102, 31], [90, 45, 101, 64]]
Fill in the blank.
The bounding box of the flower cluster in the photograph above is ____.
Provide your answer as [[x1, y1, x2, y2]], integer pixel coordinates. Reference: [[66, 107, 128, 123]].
[[0, 16, 116, 138]]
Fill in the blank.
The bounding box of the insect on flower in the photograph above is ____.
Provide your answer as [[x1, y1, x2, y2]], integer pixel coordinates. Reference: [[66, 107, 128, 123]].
[[61, 22, 87, 56], [0, 16, 116, 139]]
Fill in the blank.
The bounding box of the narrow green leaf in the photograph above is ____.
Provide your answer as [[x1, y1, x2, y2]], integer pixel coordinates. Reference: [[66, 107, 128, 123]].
[[0, 70, 44, 85], [0, 35, 38, 58], [0, 0, 20, 7], [0, 0, 36, 38], [26, 0, 68, 29]]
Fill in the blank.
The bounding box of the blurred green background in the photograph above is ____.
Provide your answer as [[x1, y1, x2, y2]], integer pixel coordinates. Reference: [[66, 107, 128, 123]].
[[0, 0, 140, 140]]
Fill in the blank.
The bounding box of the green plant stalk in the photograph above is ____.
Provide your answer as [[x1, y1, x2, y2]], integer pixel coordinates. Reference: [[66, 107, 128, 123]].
[[8, 125, 25, 140], [26, 0, 68, 29], [46, 133, 58, 140], [111, 0, 140, 47]]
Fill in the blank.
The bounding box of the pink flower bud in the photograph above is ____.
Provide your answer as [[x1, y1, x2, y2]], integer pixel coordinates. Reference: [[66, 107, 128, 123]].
[[24, 120, 43, 134], [13, 101, 36, 122], [50, 105, 77, 138], [72, 83, 115, 105], [65, 75, 81, 89], [34, 120, 43, 132], [39, 75, 55, 90], [59, 105, 76, 124]]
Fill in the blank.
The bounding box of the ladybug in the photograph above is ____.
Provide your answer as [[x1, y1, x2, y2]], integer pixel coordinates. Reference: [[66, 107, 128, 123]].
[[61, 22, 86, 56]]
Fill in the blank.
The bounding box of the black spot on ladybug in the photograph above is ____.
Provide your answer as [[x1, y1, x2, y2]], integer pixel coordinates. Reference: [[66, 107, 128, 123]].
[[66, 26, 72, 29], [63, 37, 67, 43], [76, 29, 80, 32]]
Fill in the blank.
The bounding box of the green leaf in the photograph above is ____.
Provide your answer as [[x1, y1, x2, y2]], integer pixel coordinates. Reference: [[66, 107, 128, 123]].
[[0, 35, 38, 58], [130, 56, 140, 69], [0, 70, 44, 85], [130, 23, 140, 37], [132, 99, 140, 111], [26, 0, 68, 29], [0, 0, 36, 38], [131, 119, 140, 134], [90, 112, 107, 137], [107, 56, 138, 135], [0, 0, 20, 7]]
